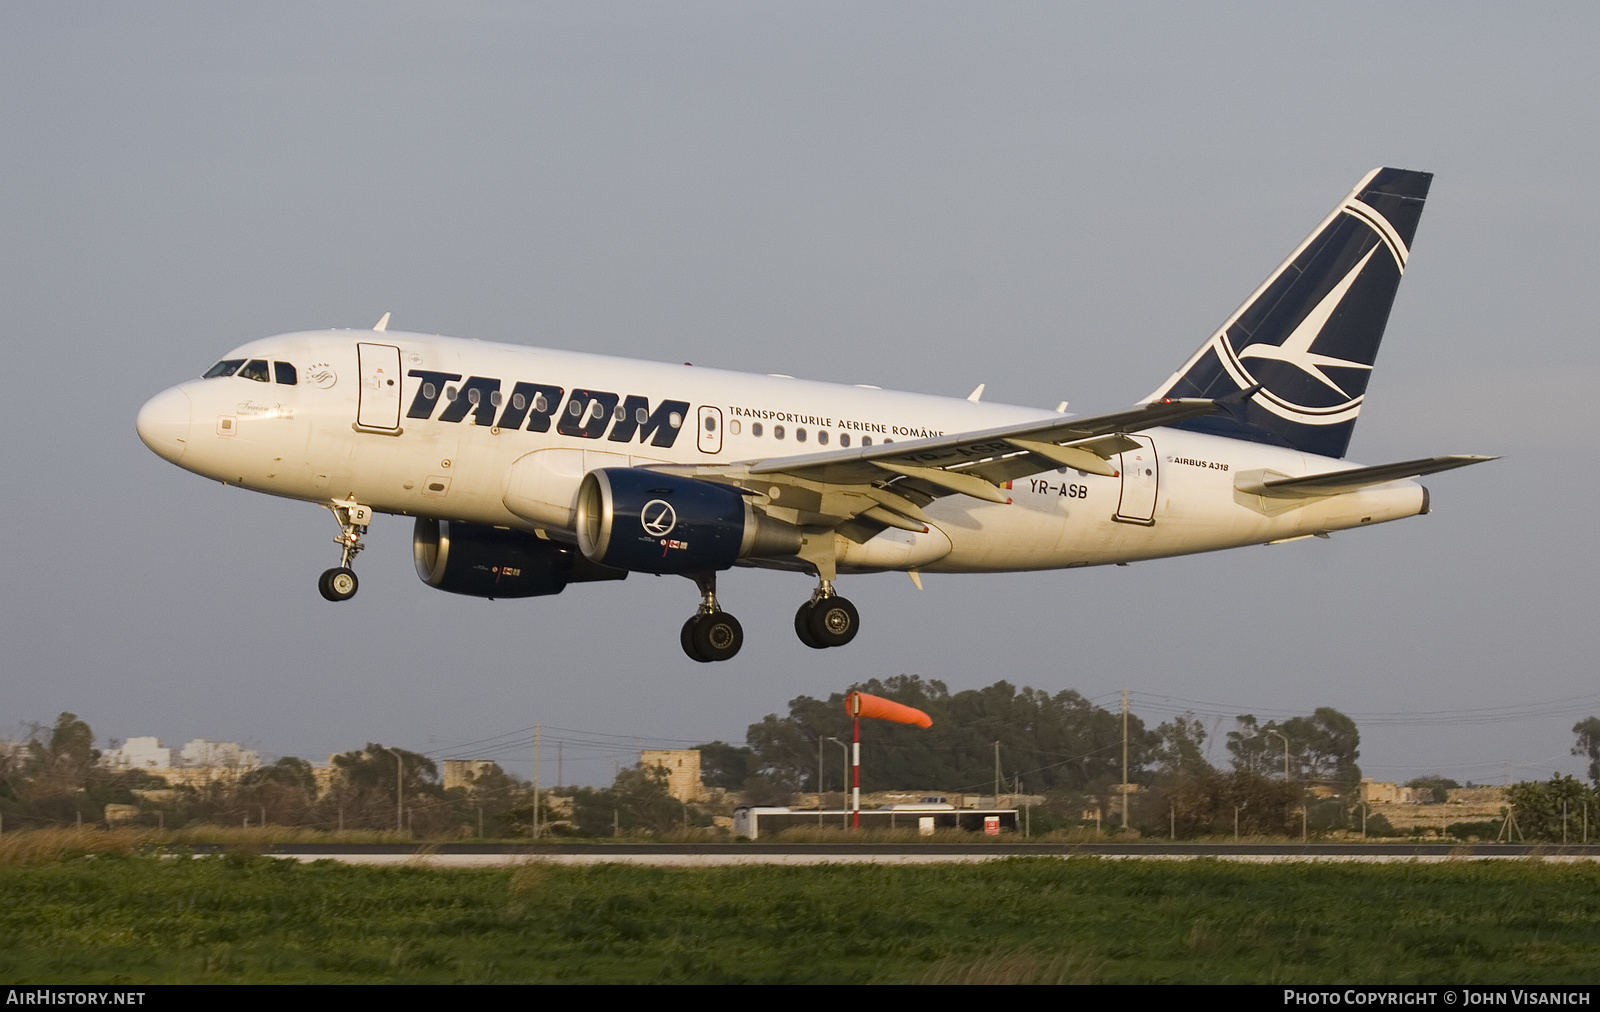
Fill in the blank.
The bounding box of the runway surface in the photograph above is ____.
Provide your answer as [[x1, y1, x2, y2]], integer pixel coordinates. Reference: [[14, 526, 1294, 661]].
[[188, 842, 1600, 867]]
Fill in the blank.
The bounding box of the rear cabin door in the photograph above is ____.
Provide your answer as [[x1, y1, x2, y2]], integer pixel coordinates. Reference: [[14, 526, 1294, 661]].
[[1114, 434, 1159, 525], [356, 342, 403, 432]]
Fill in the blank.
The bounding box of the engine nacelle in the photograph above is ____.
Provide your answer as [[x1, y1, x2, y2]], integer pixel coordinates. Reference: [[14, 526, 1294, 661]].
[[575, 468, 802, 574], [413, 519, 624, 599]]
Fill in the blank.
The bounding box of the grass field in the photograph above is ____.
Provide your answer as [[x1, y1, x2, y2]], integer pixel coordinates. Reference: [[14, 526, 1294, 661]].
[[2, 843, 1599, 983]]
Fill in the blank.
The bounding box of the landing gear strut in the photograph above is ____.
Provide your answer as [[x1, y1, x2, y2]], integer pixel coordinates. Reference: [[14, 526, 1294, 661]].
[[680, 571, 743, 662], [794, 580, 859, 649], [318, 497, 372, 602]]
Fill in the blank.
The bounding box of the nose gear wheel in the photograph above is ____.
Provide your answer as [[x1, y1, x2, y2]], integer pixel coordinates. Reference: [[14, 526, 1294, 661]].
[[318, 498, 371, 602]]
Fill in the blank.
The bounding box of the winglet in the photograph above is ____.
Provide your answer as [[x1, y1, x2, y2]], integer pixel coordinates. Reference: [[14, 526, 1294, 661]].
[[373, 312, 391, 332]]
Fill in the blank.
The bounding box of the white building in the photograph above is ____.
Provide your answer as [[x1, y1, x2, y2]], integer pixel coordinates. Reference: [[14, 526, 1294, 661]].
[[102, 736, 173, 770]]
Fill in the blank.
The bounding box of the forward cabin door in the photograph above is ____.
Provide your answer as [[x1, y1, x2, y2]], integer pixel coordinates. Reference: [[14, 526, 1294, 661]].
[[1114, 434, 1158, 525], [697, 405, 723, 454], [356, 342, 403, 432]]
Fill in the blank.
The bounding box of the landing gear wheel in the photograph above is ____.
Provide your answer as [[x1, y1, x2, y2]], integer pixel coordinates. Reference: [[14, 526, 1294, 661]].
[[681, 617, 703, 661], [807, 596, 859, 648], [682, 613, 742, 662], [693, 612, 744, 662], [794, 601, 827, 649], [318, 567, 359, 602]]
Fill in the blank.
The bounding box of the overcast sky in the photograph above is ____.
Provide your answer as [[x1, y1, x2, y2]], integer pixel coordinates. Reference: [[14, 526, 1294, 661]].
[[3, 3, 1596, 789]]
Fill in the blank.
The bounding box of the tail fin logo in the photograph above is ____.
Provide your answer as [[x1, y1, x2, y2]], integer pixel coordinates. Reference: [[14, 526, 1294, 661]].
[[1233, 240, 1383, 411], [1146, 167, 1431, 459]]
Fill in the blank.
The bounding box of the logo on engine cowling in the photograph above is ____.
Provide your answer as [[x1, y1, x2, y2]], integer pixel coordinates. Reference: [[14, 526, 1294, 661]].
[[641, 500, 677, 537]]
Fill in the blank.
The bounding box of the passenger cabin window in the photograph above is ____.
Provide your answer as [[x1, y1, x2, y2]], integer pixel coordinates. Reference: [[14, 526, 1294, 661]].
[[773, 425, 785, 440], [817, 430, 829, 445], [840, 433, 850, 448], [204, 359, 245, 379], [239, 359, 271, 383], [273, 362, 297, 385]]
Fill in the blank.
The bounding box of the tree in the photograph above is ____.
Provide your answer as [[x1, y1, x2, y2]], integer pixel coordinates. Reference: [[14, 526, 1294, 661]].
[[1572, 717, 1600, 786], [1404, 776, 1461, 804], [1505, 775, 1597, 841], [1151, 713, 1213, 778], [327, 744, 441, 831], [567, 763, 686, 837], [692, 741, 754, 790], [1226, 708, 1362, 792]]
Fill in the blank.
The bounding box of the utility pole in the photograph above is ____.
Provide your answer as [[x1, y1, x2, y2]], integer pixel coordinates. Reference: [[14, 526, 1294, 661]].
[[533, 724, 541, 839], [1121, 687, 1129, 832], [994, 740, 1001, 802], [384, 746, 403, 833], [818, 736, 825, 826]]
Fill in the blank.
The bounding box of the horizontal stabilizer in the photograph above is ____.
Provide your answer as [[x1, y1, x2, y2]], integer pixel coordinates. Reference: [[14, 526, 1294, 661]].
[[1236, 455, 1496, 499]]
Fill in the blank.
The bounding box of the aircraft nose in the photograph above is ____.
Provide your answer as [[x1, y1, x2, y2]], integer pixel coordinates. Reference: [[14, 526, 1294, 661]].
[[137, 386, 192, 464]]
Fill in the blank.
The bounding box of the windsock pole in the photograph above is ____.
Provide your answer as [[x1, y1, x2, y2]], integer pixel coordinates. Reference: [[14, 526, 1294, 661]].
[[852, 714, 861, 830], [844, 690, 933, 834]]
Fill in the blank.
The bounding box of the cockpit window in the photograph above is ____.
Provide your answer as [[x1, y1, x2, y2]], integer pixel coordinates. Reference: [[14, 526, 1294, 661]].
[[203, 359, 245, 379], [239, 359, 271, 383], [273, 361, 298, 385]]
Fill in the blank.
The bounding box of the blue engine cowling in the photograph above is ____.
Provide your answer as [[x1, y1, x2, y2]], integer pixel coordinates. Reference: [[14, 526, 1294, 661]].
[[575, 468, 802, 574], [413, 518, 626, 598]]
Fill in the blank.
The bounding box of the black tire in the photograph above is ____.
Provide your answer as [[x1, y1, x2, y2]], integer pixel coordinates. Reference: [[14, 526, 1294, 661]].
[[794, 602, 826, 649], [692, 612, 743, 662], [319, 567, 358, 602], [681, 617, 707, 662], [808, 596, 859, 647]]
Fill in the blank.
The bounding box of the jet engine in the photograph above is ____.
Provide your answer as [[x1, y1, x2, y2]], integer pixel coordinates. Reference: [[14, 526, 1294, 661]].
[[413, 518, 625, 599], [575, 468, 802, 574]]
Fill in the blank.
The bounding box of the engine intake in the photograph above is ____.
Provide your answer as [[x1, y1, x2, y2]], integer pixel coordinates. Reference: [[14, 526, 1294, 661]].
[[576, 468, 802, 574], [413, 519, 624, 598]]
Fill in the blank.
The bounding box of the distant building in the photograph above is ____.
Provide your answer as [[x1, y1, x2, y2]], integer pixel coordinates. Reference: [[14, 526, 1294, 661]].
[[1360, 779, 1431, 804], [442, 760, 500, 792], [641, 749, 707, 802], [97, 736, 260, 787], [179, 739, 259, 770], [102, 737, 173, 770]]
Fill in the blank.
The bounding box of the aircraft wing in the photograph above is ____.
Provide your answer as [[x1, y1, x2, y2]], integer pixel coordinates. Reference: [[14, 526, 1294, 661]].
[[1235, 455, 1498, 499], [645, 397, 1223, 535]]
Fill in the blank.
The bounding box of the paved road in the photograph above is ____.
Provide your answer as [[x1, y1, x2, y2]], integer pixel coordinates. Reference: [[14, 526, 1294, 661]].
[[190, 842, 1600, 867]]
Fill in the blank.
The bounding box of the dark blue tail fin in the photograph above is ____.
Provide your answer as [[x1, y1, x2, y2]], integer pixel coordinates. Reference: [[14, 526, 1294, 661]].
[[1146, 167, 1432, 458]]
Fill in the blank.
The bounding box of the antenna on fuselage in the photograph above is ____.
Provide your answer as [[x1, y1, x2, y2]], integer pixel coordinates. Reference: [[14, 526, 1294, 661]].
[[966, 383, 985, 402], [373, 312, 391, 332]]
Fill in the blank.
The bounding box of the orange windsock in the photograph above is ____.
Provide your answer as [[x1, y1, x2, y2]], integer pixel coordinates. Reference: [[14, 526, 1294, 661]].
[[846, 691, 932, 728]]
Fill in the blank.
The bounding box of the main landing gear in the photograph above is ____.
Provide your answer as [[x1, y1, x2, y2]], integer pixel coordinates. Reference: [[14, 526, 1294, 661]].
[[678, 572, 861, 661], [680, 572, 744, 663], [318, 497, 372, 602], [794, 581, 860, 650]]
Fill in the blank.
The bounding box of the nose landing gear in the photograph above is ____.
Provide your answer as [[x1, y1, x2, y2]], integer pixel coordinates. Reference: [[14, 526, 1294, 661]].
[[680, 571, 744, 662], [318, 497, 371, 602]]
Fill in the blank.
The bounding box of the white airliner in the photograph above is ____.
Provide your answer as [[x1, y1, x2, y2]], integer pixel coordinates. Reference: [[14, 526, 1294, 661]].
[[138, 168, 1490, 662]]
